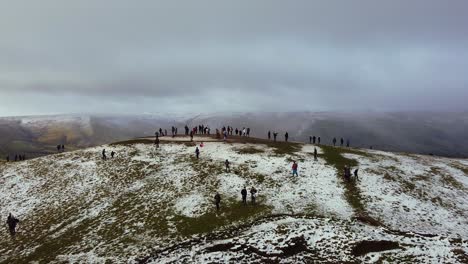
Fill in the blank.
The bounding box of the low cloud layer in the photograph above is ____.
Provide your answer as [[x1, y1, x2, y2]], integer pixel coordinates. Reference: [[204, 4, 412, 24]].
[[1, 0, 467, 116]]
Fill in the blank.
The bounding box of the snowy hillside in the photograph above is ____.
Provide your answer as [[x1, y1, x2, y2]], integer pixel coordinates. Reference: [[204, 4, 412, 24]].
[[0, 136, 467, 263]]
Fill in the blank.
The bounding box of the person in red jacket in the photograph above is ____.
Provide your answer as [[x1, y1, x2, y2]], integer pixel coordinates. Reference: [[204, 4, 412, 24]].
[[292, 161, 299, 176]]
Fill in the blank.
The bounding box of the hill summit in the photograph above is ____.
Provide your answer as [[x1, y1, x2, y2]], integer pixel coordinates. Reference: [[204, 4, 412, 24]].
[[1, 135, 467, 263]]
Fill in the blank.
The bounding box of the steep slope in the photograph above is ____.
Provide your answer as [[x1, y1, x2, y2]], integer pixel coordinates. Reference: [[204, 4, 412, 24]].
[[0, 136, 467, 263]]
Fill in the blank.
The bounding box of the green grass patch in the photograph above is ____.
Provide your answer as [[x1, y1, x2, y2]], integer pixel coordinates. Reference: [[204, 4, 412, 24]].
[[318, 145, 365, 213], [234, 146, 265, 155], [111, 139, 153, 145], [451, 162, 468, 176], [172, 198, 271, 236], [266, 142, 302, 156]]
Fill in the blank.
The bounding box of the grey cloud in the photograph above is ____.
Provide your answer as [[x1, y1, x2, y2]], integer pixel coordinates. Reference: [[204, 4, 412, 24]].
[[0, 0, 467, 115]]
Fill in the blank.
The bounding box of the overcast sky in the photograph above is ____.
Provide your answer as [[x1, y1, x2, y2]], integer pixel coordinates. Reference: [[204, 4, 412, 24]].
[[1, 0, 467, 116]]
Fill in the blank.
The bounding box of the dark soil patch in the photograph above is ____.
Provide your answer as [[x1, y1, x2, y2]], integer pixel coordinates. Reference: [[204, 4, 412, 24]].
[[352, 240, 401, 256], [355, 213, 384, 227]]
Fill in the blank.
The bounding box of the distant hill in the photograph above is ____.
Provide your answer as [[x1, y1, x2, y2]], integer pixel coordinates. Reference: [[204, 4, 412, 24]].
[[1, 111, 467, 159]]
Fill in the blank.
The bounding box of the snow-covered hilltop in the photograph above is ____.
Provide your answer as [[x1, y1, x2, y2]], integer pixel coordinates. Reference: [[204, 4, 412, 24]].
[[0, 136, 467, 263]]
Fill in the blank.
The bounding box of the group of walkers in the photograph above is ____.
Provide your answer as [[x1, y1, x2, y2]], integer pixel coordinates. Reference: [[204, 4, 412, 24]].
[[56, 144, 65, 152], [332, 137, 351, 148], [267, 131, 289, 142], [5, 154, 26, 162], [171, 126, 178, 138], [309, 136, 321, 144], [214, 186, 258, 211], [101, 149, 116, 160]]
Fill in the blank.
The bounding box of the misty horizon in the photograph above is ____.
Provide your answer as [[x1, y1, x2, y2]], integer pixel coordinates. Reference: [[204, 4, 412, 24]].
[[1, 0, 468, 116]]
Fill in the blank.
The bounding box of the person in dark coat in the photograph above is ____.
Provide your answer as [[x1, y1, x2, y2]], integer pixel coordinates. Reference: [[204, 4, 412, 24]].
[[354, 168, 359, 180], [314, 147, 318, 161], [6, 213, 20, 236], [155, 136, 160, 149], [111, 151, 115, 158], [61, 145, 65, 151], [102, 149, 107, 160], [340, 138, 344, 147], [225, 159, 230, 172], [346, 139, 350, 148], [333, 138, 337, 146], [195, 147, 200, 159], [57, 145, 61, 152], [6, 156, 9, 162], [190, 131, 193, 142], [285, 132, 289, 142], [214, 192, 221, 211], [241, 187, 247, 205], [273, 132, 278, 142], [268, 131, 271, 140], [313, 136, 316, 144], [318, 137, 321, 144]]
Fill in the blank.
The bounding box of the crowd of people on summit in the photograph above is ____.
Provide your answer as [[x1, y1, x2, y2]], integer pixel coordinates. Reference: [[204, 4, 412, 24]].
[[5, 123, 360, 236]]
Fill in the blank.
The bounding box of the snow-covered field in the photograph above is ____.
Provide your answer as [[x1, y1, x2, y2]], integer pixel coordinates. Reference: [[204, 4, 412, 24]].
[[0, 137, 467, 263]]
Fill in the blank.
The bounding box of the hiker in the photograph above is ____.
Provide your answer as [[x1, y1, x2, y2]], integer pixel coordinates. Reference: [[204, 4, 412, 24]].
[[346, 139, 350, 148], [247, 128, 250, 137], [159, 128, 163, 136], [195, 147, 200, 159], [155, 136, 160, 149], [6, 213, 20, 236], [333, 138, 337, 146], [241, 187, 247, 205], [111, 151, 115, 158], [214, 192, 221, 211], [354, 168, 359, 180], [185, 125, 189, 136], [340, 138, 344, 147], [223, 130, 228, 142], [292, 161, 299, 176], [318, 137, 321, 144], [309, 136, 312, 144], [57, 145, 61, 152], [61, 145, 65, 152], [313, 136, 316, 144], [225, 159, 230, 172], [268, 131, 271, 140], [190, 131, 193, 142], [235, 128, 239, 135], [250, 187, 257, 204], [102, 149, 107, 160], [285, 132, 289, 142], [273, 132, 278, 142], [314, 147, 318, 161], [242, 128, 247, 136], [6, 156, 9, 162]]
